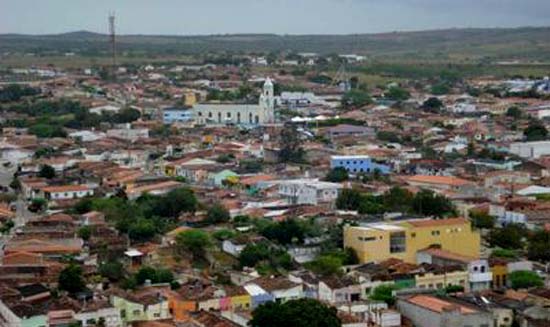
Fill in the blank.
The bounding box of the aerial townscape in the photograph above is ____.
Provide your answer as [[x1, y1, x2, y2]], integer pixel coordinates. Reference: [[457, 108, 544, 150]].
[[1, 2, 550, 327]]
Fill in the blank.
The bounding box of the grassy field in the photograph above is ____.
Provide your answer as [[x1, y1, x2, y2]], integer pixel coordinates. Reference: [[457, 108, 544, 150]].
[[0, 54, 195, 69]]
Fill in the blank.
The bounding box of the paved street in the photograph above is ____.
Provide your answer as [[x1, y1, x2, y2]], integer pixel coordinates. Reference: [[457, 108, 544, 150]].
[[0, 164, 36, 256]]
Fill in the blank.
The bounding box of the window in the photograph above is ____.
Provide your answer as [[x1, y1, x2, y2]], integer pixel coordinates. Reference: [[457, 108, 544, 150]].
[[133, 310, 141, 316], [227, 112, 231, 118], [390, 232, 406, 253], [411, 232, 416, 238], [208, 112, 212, 118], [431, 230, 440, 236], [120, 310, 126, 318]]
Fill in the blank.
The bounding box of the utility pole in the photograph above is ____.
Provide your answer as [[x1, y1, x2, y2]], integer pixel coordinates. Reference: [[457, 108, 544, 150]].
[[108, 12, 117, 72]]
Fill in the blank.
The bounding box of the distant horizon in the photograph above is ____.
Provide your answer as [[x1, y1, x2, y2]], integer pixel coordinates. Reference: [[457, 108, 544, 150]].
[[2, 25, 550, 37], [2, 0, 550, 35]]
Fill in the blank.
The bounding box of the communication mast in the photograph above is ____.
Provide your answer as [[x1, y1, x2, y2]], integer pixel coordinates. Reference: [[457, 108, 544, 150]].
[[331, 62, 351, 92], [108, 12, 116, 68]]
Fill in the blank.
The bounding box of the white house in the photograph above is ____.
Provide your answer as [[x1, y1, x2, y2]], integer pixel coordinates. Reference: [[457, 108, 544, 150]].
[[75, 306, 122, 327], [510, 141, 550, 159], [40, 185, 95, 200], [318, 276, 362, 304], [277, 179, 342, 206]]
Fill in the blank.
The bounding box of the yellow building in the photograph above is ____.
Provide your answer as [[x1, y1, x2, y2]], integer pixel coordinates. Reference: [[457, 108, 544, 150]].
[[490, 259, 508, 289], [344, 218, 480, 264], [415, 270, 470, 292]]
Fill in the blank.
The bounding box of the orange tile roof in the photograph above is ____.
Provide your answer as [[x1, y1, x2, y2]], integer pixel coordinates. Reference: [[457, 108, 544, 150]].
[[407, 175, 474, 187], [419, 247, 478, 263], [405, 295, 477, 314], [407, 217, 468, 228]]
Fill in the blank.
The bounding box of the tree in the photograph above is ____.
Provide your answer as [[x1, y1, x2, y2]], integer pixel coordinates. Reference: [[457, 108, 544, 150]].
[[383, 187, 414, 212], [431, 83, 450, 95], [175, 230, 211, 260], [376, 131, 400, 143], [77, 226, 92, 241], [206, 204, 230, 224], [527, 230, 550, 262], [369, 284, 398, 305], [135, 266, 157, 285], [445, 285, 464, 294], [488, 224, 527, 250], [509, 270, 543, 289], [336, 189, 363, 211], [38, 164, 56, 179], [9, 177, 21, 191], [134, 266, 174, 285], [341, 90, 372, 108], [421, 97, 444, 113], [58, 264, 86, 294], [412, 190, 456, 217], [524, 120, 548, 141], [113, 108, 141, 123], [305, 255, 342, 277], [325, 167, 349, 182], [239, 242, 271, 268], [386, 86, 410, 101], [506, 106, 522, 119], [98, 261, 125, 281], [250, 298, 341, 327], [151, 188, 198, 218], [128, 218, 156, 242], [279, 124, 305, 163], [260, 219, 305, 245], [469, 210, 496, 229]]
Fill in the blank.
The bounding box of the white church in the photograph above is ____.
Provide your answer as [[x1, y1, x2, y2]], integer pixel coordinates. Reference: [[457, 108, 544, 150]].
[[192, 77, 275, 126]]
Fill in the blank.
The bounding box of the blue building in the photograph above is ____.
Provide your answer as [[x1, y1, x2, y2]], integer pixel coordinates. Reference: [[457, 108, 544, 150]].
[[162, 107, 193, 124], [330, 155, 390, 174]]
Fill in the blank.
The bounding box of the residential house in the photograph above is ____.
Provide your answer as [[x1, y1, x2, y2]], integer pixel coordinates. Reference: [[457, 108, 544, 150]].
[[111, 288, 171, 324], [277, 179, 342, 206], [318, 276, 362, 304], [396, 294, 494, 327], [39, 185, 95, 201], [416, 247, 492, 291], [330, 155, 390, 175]]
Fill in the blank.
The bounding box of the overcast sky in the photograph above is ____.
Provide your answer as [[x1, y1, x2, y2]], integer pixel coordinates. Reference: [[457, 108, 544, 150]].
[[2, 0, 550, 35]]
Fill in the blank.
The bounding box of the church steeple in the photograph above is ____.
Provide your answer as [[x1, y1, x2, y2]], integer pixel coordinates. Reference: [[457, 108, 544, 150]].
[[260, 77, 275, 123]]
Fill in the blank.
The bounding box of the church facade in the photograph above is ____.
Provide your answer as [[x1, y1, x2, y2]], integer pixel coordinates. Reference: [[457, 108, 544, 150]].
[[192, 77, 275, 126]]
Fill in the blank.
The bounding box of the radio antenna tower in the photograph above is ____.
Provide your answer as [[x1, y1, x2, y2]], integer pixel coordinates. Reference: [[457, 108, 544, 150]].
[[108, 12, 117, 68]]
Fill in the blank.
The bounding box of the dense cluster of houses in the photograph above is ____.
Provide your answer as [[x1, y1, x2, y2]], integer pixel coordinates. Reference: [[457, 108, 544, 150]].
[[1, 57, 550, 327]]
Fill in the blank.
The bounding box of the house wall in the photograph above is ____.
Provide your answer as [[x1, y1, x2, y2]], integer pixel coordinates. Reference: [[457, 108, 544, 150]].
[[331, 156, 390, 174], [46, 189, 94, 200], [163, 110, 193, 124], [271, 285, 303, 303], [491, 264, 508, 289], [168, 297, 196, 322], [75, 307, 122, 327], [415, 271, 469, 292], [230, 295, 251, 311], [112, 296, 169, 323]]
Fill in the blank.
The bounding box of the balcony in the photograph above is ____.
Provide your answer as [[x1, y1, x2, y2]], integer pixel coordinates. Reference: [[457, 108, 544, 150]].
[[469, 272, 493, 283]]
